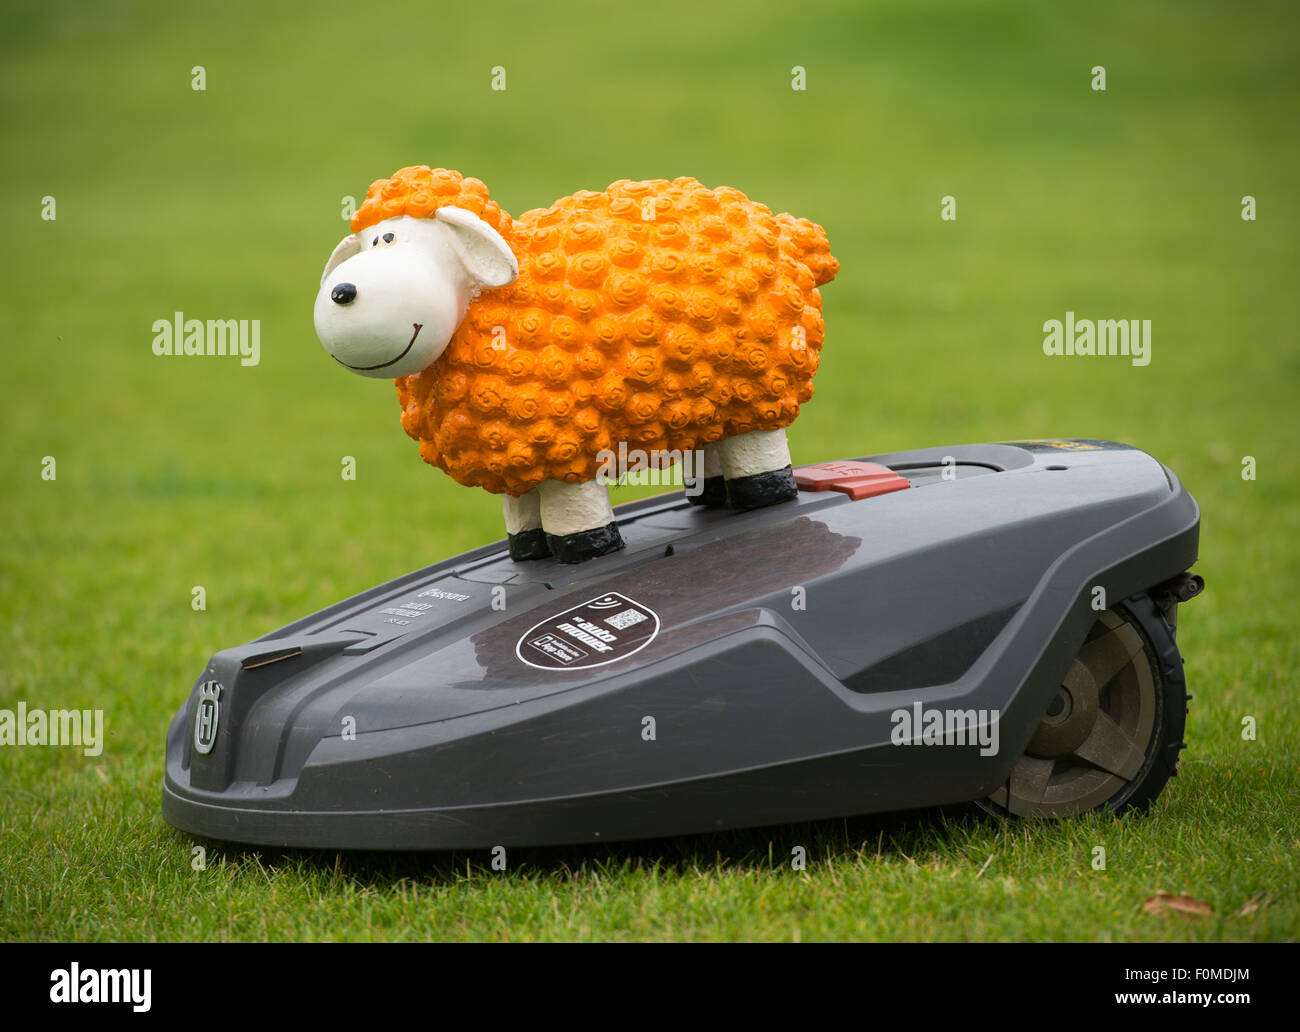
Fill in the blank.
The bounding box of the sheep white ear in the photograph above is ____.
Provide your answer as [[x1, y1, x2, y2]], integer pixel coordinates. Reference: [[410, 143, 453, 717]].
[[435, 206, 518, 291], [321, 233, 362, 286]]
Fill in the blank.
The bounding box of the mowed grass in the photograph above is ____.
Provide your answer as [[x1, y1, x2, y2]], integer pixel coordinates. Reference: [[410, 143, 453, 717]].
[[1, 0, 1297, 941]]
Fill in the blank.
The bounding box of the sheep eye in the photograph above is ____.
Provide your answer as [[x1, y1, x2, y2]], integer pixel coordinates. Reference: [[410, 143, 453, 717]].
[[383, 232, 395, 244]]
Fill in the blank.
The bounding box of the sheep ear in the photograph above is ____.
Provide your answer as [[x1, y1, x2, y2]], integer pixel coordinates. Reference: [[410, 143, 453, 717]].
[[435, 206, 518, 290], [321, 233, 362, 286]]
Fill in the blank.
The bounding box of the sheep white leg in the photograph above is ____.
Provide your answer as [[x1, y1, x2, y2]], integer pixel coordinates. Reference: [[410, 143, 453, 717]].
[[685, 442, 726, 507], [717, 428, 798, 510], [718, 428, 791, 478], [502, 489, 541, 533], [538, 478, 615, 535], [538, 478, 625, 563], [701, 442, 722, 478], [502, 488, 550, 562]]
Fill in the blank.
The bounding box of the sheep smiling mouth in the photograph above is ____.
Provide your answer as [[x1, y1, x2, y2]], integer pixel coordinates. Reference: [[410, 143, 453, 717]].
[[337, 323, 423, 371]]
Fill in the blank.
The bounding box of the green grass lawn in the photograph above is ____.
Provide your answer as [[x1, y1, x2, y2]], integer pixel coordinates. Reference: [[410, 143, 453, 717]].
[[1, 0, 1297, 941]]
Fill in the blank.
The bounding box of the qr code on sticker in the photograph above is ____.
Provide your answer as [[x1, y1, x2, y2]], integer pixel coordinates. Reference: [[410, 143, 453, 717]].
[[604, 609, 648, 630]]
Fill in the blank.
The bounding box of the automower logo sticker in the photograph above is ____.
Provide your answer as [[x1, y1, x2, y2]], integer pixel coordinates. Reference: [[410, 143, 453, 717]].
[[516, 592, 661, 670], [193, 680, 222, 755]]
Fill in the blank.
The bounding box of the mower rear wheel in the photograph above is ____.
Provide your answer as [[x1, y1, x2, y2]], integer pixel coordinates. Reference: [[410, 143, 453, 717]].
[[978, 593, 1189, 818]]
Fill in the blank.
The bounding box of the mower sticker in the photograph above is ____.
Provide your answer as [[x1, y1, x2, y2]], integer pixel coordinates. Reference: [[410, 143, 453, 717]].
[[193, 680, 222, 755], [1009, 439, 1107, 451], [516, 592, 661, 670]]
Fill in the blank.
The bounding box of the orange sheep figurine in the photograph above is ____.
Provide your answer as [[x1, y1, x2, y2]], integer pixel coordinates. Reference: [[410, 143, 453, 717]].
[[314, 166, 837, 563]]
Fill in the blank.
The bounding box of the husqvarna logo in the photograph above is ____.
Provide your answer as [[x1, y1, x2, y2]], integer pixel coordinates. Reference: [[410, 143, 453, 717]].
[[193, 680, 222, 755]]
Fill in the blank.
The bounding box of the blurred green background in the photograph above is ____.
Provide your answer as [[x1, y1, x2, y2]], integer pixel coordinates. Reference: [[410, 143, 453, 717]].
[[1, 0, 1296, 941]]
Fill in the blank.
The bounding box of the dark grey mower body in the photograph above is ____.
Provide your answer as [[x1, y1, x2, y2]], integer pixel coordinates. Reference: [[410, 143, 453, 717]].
[[163, 440, 1200, 850]]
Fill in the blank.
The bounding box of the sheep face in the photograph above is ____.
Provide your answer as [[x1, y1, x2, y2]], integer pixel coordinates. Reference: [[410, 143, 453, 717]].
[[314, 207, 517, 379]]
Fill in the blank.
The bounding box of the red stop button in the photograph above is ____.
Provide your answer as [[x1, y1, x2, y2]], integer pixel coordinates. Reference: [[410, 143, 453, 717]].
[[793, 461, 911, 501]]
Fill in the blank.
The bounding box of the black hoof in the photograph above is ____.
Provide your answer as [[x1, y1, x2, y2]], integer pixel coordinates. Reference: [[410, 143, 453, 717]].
[[685, 474, 727, 508], [508, 528, 552, 562], [726, 465, 798, 511], [546, 522, 625, 564]]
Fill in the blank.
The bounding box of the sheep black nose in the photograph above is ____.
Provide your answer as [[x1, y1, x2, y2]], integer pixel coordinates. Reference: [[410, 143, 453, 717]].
[[331, 282, 357, 305]]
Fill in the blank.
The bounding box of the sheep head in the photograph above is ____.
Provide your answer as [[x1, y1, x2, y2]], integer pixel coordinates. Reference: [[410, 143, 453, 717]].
[[314, 206, 518, 378]]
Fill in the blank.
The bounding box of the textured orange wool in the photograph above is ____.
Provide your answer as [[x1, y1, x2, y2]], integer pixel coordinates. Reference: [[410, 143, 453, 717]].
[[358, 167, 838, 497], [351, 165, 515, 244]]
